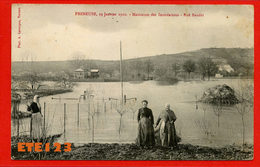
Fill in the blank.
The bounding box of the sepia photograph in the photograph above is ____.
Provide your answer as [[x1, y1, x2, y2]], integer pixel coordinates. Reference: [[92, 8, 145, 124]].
[[11, 4, 254, 160]]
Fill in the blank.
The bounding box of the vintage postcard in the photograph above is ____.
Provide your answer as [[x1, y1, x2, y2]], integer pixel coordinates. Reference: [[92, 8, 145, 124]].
[[11, 4, 254, 160]]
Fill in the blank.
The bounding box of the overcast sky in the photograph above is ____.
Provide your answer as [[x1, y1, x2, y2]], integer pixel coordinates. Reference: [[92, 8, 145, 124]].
[[12, 4, 254, 61]]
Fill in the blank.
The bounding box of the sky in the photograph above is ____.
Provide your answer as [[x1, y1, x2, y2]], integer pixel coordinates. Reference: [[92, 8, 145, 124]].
[[11, 4, 254, 61]]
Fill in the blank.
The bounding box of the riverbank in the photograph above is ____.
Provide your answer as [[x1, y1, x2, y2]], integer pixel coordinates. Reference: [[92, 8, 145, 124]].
[[11, 88, 73, 119], [12, 88, 73, 100], [26, 88, 73, 99], [11, 136, 253, 160]]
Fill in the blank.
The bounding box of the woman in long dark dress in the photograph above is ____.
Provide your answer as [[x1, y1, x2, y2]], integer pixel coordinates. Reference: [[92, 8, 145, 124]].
[[166, 104, 179, 146], [136, 100, 155, 146], [27, 95, 43, 139]]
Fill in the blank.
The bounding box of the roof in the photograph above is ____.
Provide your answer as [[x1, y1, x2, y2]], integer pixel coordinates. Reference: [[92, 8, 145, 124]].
[[90, 69, 99, 72], [75, 68, 84, 72]]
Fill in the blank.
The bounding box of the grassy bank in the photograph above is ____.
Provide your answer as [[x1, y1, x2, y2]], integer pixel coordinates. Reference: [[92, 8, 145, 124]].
[[11, 136, 253, 160]]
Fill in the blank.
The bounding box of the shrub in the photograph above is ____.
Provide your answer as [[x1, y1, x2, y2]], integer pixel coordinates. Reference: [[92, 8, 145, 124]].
[[156, 75, 179, 85]]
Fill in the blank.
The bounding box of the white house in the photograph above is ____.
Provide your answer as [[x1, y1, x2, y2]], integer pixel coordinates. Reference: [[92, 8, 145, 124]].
[[74, 68, 85, 79], [215, 73, 223, 78], [218, 64, 234, 73]]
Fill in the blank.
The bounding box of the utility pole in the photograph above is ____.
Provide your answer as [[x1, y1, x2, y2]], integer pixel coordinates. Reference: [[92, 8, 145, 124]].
[[120, 41, 123, 106]]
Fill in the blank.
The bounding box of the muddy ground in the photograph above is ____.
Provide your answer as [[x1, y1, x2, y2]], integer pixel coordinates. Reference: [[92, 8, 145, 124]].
[[11, 136, 253, 160]]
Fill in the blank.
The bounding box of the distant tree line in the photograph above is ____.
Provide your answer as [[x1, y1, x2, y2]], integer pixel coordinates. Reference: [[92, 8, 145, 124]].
[[12, 52, 253, 84]]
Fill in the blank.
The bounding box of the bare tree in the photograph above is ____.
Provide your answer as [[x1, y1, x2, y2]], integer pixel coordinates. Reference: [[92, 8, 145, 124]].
[[212, 100, 223, 128], [144, 59, 154, 79], [56, 71, 74, 89], [116, 105, 128, 137], [17, 53, 44, 96], [126, 99, 138, 120], [195, 118, 215, 141], [131, 60, 144, 79], [172, 62, 180, 77], [19, 72, 43, 98], [198, 57, 218, 80], [235, 80, 253, 150], [183, 59, 196, 79], [86, 59, 98, 70], [154, 67, 167, 78], [87, 98, 99, 143], [70, 53, 86, 69]]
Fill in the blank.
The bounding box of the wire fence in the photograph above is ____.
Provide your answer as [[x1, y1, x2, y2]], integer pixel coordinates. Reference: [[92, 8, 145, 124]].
[[11, 98, 139, 144]]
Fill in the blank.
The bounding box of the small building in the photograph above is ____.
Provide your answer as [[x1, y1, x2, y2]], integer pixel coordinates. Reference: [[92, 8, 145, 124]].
[[215, 73, 223, 78], [144, 74, 154, 80], [89, 69, 99, 78], [74, 68, 85, 79]]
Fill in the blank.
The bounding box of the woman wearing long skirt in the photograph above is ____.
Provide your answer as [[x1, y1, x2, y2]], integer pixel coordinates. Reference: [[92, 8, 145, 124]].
[[155, 109, 171, 147], [27, 95, 43, 140], [136, 100, 155, 146], [155, 104, 179, 147], [166, 104, 179, 147]]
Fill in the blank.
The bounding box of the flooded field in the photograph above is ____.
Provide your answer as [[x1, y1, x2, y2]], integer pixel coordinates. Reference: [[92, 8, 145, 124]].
[[11, 79, 253, 147]]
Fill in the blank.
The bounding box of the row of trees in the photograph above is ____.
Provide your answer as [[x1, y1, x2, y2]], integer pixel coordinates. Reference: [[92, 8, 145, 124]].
[[120, 56, 219, 82], [152, 57, 218, 81], [12, 52, 226, 83], [182, 57, 218, 80], [70, 53, 217, 81], [124, 59, 154, 80]]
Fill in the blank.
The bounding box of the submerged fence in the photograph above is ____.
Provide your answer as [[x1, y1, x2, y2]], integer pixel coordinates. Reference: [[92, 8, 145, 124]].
[[11, 98, 139, 143]]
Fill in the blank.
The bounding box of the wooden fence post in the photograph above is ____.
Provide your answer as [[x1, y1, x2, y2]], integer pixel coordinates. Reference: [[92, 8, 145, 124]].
[[43, 102, 46, 136], [17, 116, 20, 137], [88, 101, 91, 129], [30, 116, 32, 138], [104, 102, 106, 113], [64, 103, 66, 140], [124, 95, 126, 105], [77, 103, 80, 127], [92, 115, 94, 143]]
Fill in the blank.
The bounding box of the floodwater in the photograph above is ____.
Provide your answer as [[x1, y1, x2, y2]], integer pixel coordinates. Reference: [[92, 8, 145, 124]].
[[11, 79, 254, 147]]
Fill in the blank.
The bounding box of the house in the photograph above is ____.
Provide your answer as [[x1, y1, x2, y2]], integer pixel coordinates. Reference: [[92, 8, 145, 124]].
[[89, 69, 99, 78], [215, 73, 223, 78], [144, 74, 154, 80], [218, 64, 234, 73], [74, 68, 85, 79]]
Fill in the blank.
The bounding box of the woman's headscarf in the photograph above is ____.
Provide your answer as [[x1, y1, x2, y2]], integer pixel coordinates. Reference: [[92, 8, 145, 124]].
[[33, 95, 41, 110], [165, 103, 170, 110]]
